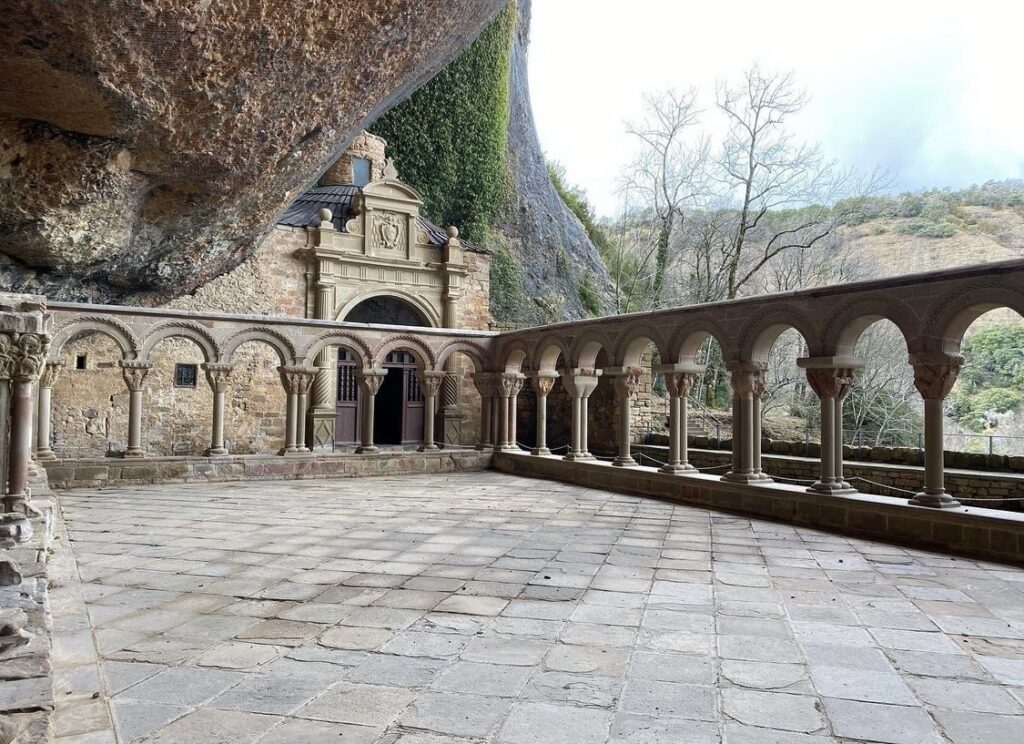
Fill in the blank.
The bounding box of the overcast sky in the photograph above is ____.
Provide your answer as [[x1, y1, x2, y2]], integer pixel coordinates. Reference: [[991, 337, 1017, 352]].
[[528, 0, 1024, 217]]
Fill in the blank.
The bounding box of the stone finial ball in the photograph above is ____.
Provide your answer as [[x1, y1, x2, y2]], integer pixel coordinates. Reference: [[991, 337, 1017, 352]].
[[446, 225, 459, 239], [319, 208, 333, 222]]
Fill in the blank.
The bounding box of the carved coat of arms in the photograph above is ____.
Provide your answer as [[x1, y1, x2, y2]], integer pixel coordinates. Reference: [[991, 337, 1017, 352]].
[[374, 212, 404, 251]]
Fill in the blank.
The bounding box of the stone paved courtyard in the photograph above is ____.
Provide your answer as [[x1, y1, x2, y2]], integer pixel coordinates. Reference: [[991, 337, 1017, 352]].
[[54, 472, 1024, 743]]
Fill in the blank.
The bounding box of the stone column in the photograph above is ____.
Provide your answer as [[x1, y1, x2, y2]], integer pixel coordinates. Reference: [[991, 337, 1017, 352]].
[[119, 360, 152, 459], [750, 371, 770, 480], [610, 366, 642, 467], [308, 281, 338, 448], [497, 373, 525, 451], [1, 332, 49, 515], [799, 358, 861, 495], [910, 352, 963, 508], [202, 363, 233, 456], [417, 370, 446, 451], [296, 370, 313, 452], [35, 361, 62, 460], [656, 367, 700, 473], [490, 394, 502, 449], [471, 373, 496, 449], [835, 382, 853, 490], [723, 362, 768, 483], [277, 365, 312, 455], [530, 372, 558, 455], [560, 369, 600, 461], [355, 369, 386, 454]]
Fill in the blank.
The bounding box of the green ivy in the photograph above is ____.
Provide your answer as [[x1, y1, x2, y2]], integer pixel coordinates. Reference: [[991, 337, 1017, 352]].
[[369, 2, 516, 242], [489, 235, 527, 322]]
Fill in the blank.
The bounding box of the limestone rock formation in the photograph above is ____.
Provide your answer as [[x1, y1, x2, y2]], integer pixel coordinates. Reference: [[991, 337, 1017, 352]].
[[495, 0, 613, 321], [0, 0, 505, 301]]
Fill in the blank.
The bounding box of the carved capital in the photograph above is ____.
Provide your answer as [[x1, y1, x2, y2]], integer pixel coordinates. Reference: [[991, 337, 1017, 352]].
[[39, 360, 64, 389], [532, 373, 558, 398], [911, 352, 964, 401], [119, 360, 153, 392], [613, 366, 643, 399], [471, 372, 497, 398], [498, 372, 525, 398], [278, 365, 315, 395], [357, 369, 387, 396], [201, 363, 234, 393], [417, 370, 446, 397], [664, 372, 696, 399], [805, 367, 856, 400], [728, 361, 767, 399], [560, 370, 600, 399], [0, 332, 50, 382]]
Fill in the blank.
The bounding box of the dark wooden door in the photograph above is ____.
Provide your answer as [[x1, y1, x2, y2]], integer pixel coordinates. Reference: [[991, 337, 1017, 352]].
[[335, 350, 360, 444]]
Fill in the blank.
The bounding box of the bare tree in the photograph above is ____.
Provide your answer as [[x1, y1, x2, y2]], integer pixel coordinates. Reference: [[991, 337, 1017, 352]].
[[620, 89, 708, 306]]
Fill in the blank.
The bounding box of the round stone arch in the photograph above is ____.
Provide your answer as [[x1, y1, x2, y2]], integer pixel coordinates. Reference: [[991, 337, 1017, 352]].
[[49, 316, 140, 361], [300, 332, 371, 369], [572, 332, 614, 369], [738, 308, 820, 363], [669, 317, 731, 364], [824, 295, 918, 357], [499, 338, 531, 372], [922, 282, 1024, 354], [614, 324, 668, 367], [221, 327, 296, 366], [534, 335, 571, 373], [371, 335, 435, 370], [435, 341, 489, 373], [337, 289, 439, 328], [138, 321, 219, 364]]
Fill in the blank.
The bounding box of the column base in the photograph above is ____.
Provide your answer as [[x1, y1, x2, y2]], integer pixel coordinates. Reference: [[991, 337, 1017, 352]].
[[530, 447, 552, 456], [612, 455, 638, 467], [808, 480, 857, 496], [123, 449, 146, 459], [722, 470, 761, 484], [660, 463, 696, 474], [909, 491, 962, 509], [205, 447, 229, 457], [563, 451, 593, 461], [1, 494, 41, 518], [355, 445, 379, 454], [36, 449, 57, 461], [476, 443, 494, 451], [418, 444, 440, 452]]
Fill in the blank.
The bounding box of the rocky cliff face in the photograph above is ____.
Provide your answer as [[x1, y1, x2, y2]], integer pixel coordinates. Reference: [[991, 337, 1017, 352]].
[[0, 0, 504, 301], [495, 0, 613, 321]]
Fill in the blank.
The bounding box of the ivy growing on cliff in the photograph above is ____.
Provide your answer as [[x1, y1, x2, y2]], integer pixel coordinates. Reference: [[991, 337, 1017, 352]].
[[369, 2, 516, 242]]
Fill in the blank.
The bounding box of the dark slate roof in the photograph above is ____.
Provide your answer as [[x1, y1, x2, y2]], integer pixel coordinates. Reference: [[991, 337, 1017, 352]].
[[277, 184, 487, 253]]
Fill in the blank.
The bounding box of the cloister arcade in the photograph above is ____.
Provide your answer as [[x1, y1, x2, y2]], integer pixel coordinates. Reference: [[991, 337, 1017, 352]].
[[1, 259, 1023, 539]]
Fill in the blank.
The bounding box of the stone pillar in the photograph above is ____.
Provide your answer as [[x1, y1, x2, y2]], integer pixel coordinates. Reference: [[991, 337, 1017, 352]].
[[610, 366, 642, 467], [202, 363, 233, 456], [530, 372, 558, 455], [417, 370, 446, 451], [723, 362, 764, 483], [497, 373, 525, 451], [471, 373, 496, 449], [910, 352, 963, 508], [355, 369, 386, 454], [835, 382, 852, 490], [490, 394, 502, 449], [799, 358, 862, 495], [308, 281, 338, 448], [119, 360, 152, 459], [440, 362, 464, 447], [34, 361, 62, 460], [560, 369, 600, 461], [656, 366, 701, 473], [1, 332, 49, 515], [278, 366, 313, 455]]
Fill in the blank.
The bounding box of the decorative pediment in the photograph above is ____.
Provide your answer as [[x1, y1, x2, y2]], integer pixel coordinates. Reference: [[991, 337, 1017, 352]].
[[361, 179, 424, 205]]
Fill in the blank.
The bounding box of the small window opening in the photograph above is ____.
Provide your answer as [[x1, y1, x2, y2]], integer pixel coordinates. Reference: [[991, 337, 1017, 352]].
[[174, 363, 198, 388], [75, 354, 87, 370], [353, 157, 372, 187]]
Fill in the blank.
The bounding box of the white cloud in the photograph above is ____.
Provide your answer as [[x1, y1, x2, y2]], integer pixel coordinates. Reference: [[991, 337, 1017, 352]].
[[529, 0, 1024, 216]]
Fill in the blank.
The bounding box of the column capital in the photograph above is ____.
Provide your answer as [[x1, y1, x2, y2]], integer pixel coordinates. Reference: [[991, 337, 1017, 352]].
[[471, 371, 498, 398], [559, 368, 601, 398], [0, 331, 51, 382], [497, 371, 525, 398], [202, 362, 234, 393], [119, 359, 153, 391], [278, 365, 315, 394], [727, 360, 767, 397], [356, 368, 387, 396], [910, 352, 964, 401], [609, 366, 643, 399], [663, 371, 697, 398], [417, 369, 447, 397], [40, 360, 64, 388], [530, 371, 559, 397], [802, 366, 857, 400]]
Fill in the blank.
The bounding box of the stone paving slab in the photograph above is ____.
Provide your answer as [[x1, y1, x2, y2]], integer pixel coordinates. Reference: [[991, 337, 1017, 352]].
[[55, 472, 1024, 743]]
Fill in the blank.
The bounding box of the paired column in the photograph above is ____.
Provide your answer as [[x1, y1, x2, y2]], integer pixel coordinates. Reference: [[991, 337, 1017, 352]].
[[471, 372, 497, 449], [417, 370, 446, 451], [119, 360, 153, 458], [355, 369, 386, 453], [723, 361, 769, 483], [278, 365, 314, 455], [560, 369, 600, 461], [202, 363, 234, 456], [909, 352, 963, 508], [2, 332, 49, 516], [655, 364, 703, 473], [35, 361, 63, 460], [497, 372, 525, 451], [610, 367, 643, 467], [531, 372, 559, 455], [799, 358, 861, 495]]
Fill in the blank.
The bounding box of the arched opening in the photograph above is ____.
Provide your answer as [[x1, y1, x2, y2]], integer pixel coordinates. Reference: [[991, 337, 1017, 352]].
[[144, 337, 213, 455], [344, 296, 430, 327], [228, 340, 288, 454], [763, 327, 810, 443], [52, 333, 127, 457], [848, 320, 918, 448], [376, 350, 424, 446]]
